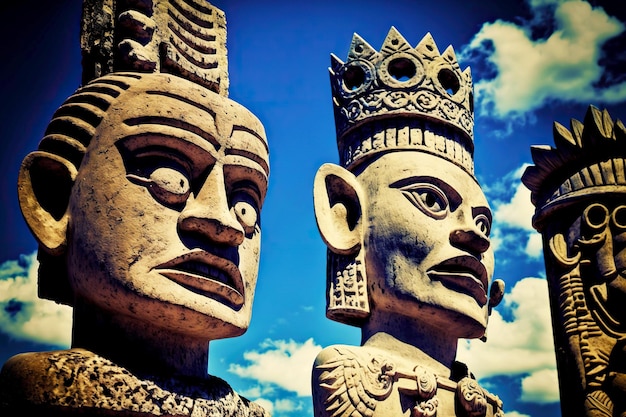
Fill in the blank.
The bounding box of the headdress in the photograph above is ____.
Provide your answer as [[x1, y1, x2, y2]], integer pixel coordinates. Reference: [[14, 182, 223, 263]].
[[81, 0, 228, 95], [522, 106, 626, 230], [329, 27, 474, 176]]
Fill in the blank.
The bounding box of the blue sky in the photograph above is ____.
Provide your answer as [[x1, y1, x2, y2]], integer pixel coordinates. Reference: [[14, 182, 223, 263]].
[[1, 1, 625, 416]]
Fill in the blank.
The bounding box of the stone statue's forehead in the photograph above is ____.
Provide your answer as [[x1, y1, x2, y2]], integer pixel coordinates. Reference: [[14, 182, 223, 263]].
[[95, 76, 269, 177]]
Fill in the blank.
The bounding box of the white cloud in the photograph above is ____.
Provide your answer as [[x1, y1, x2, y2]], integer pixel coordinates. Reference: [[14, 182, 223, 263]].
[[486, 164, 543, 259], [457, 277, 558, 403], [525, 232, 544, 258], [274, 398, 304, 412], [465, 0, 626, 122], [0, 253, 72, 346], [493, 182, 534, 232], [505, 412, 531, 417], [520, 368, 560, 403], [229, 338, 322, 397], [253, 398, 274, 415]]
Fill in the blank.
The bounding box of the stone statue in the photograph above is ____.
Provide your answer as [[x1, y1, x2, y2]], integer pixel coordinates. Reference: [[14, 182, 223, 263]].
[[0, 1, 270, 416], [312, 27, 506, 417], [522, 106, 626, 417]]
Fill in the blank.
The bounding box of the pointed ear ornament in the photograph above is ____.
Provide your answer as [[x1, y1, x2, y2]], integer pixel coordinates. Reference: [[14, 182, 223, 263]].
[[18, 151, 77, 255], [488, 279, 505, 314], [481, 279, 505, 343], [314, 163, 370, 325]]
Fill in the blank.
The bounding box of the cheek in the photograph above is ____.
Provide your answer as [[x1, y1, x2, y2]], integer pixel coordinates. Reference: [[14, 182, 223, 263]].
[[238, 234, 261, 292], [483, 248, 495, 276], [613, 232, 626, 270]]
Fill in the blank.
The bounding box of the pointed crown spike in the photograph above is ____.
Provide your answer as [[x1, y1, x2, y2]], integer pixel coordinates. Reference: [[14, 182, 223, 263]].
[[416, 32, 440, 57], [329, 28, 475, 175], [347, 33, 377, 61]]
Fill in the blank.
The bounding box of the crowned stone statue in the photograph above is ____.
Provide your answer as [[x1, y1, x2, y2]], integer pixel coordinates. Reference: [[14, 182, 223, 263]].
[[312, 27, 506, 417], [0, 1, 270, 416], [523, 106, 626, 417]]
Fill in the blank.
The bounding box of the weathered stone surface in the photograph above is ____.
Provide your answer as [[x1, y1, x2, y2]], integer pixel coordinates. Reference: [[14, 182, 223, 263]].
[[81, 0, 228, 95], [522, 105, 626, 417], [312, 27, 505, 417], [0, 1, 269, 415], [0, 349, 267, 416]]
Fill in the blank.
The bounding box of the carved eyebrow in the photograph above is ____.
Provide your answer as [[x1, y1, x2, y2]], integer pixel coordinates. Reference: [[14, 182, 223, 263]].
[[227, 127, 270, 175], [233, 125, 268, 153], [146, 90, 217, 119], [473, 206, 492, 224], [390, 176, 462, 209], [115, 132, 216, 179], [124, 116, 220, 150]]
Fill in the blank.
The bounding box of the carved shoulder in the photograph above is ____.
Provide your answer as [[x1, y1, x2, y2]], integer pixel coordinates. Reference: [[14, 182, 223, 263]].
[[312, 345, 395, 417], [0, 349, 270, 416]]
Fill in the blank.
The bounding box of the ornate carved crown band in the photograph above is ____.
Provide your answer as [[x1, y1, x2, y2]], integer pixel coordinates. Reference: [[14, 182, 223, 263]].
[[330, 27, 474, 175], [522, 106, 626, 230]]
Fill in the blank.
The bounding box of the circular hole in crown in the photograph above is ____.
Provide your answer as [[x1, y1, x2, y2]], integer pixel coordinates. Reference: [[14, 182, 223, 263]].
[[388, 58, 416, 82], [438, 68, 460, 95], [343, 65, 366, 91]]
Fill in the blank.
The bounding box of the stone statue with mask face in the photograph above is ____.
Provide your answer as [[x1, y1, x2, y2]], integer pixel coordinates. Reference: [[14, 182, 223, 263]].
[[0, 1, 270, 416], [523, 106, 626, 417], [312, 28, 505, 417]]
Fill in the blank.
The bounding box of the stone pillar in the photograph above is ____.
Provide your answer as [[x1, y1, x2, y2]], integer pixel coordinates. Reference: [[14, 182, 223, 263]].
[[522, 106, 626, 417]]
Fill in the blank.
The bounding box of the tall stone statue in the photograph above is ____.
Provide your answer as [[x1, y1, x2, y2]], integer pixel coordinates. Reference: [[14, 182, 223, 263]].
[[0, 1, 270, 416], [522, 106, 626, 417], [312, 27, 506, 417]]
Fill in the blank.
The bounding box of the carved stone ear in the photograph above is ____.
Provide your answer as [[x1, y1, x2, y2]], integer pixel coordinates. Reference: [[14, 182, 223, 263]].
[[17, 151, 77, 255], [313, 163, 363, 255]]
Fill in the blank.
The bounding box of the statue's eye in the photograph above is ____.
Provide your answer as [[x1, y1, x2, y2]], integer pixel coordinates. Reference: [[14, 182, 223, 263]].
[[230, 187, 261, 236], [612, 205, 626, 230], [146, 167, 191, 205], [126, 155, 192, 207], [475, 213, 491, 237], [400, 183, 449, 219], [583, 203, 609, 231]]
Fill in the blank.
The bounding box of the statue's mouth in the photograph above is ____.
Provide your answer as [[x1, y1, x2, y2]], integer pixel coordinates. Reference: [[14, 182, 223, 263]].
[[154, 250, 244, 308], [427, 256, 488, 306]]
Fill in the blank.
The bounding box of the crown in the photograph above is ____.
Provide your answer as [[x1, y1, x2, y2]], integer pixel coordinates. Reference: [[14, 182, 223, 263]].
[[522, 106, 626, 230], [330, 27, 474, 174]]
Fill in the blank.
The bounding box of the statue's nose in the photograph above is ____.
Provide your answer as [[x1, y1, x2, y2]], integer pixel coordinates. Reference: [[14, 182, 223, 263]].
[[178, 167, 244, 246]]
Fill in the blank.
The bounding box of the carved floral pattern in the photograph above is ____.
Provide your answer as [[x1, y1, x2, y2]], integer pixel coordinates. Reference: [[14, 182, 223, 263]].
[[338, 89, 473, 142], [457, 377, 487, 417]]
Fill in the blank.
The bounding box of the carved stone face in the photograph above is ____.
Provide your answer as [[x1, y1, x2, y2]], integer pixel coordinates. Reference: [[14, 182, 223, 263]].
[[567, 200, 626, 327], [358, 151, 494, 336], [66, 75, 269, 339]]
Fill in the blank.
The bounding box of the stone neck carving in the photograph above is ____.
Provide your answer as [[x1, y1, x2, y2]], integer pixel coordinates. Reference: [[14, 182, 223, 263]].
[[361, 313, 458, 375], [71, 299, 210, 380]]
